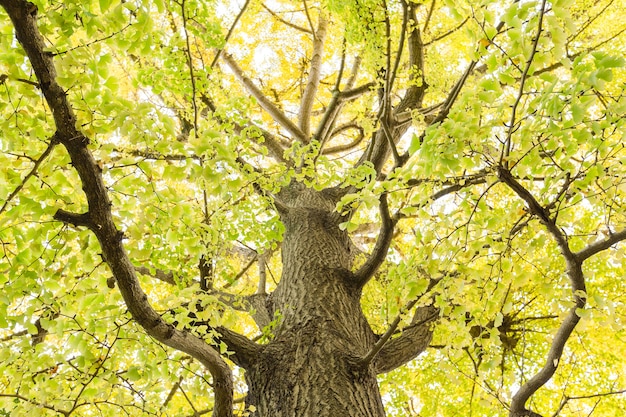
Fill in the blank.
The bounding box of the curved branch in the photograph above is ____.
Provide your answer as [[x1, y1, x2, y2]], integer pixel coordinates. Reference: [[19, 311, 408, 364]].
[[322, 124, 365, 155], [314, 58, 368, 147], [498, 168, 586, 417], [351, 193, 396, 287], [1, 2, 235, 415]]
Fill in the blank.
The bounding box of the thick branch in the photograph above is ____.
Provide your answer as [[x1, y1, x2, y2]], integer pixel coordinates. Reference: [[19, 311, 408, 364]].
[[299, 15, 327, 139], [575, 228, 626, 262], [135, 265, 176, 285], [0, 2, 235, 415], [373, 305, 439, 374], [339, 81, 376, 100], [221, 51, 305, 142], [215, 326, 262, 369], [394, 1, 426, 115], [54, 209, 94, 229]]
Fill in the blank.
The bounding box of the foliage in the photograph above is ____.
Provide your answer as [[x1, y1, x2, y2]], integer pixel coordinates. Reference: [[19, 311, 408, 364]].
[[1, 0, 626, 415]]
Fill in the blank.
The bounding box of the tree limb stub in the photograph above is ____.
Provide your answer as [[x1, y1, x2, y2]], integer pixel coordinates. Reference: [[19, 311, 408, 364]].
[[0, 1, 236, 415]]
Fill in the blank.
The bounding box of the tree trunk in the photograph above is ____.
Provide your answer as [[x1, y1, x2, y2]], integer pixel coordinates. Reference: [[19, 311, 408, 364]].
[[243, 184, 386, 417]]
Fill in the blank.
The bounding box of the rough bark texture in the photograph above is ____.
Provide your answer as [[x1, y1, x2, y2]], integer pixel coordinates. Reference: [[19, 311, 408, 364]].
[[243, 185, 385, 416]]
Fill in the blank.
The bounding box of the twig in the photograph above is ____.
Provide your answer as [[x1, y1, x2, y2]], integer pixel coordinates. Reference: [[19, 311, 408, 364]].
[[0, 134, 58, 215]]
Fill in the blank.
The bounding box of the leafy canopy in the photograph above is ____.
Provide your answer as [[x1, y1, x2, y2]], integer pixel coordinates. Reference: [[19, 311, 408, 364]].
[[1, 0, 626, 416]]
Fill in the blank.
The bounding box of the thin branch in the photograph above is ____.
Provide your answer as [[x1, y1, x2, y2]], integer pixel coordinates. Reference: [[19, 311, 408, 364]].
[[0, 134, 58, 215], [210, 0, 252, 68], [381, 118, 403, 167], [261, 3, 312, 34], [0, 393, 69, 416], [500, 0, 547, 167], [181, 0, 198, 133], [302, 0, 315, 34], [162, 376, 184, 410], [423, 0, 436, 33], [0, 2, 235, 415], [566, 0, 614, 48], [221, 51, 306, 141], [423, 16, 469, 46], [398, 173, 488, 219]]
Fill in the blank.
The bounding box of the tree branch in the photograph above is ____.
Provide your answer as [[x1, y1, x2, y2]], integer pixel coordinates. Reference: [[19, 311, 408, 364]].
[[373, 305, 439, 373], [0, 2, 235, 415], [214, 326, 262, 369], [0, 133, 58, 216], [135, 265, 176, 285], [299, 15, 328, 139], [351, 193, 396, 287], [54, 209, 95, 229], [199, 94, 287, 163], [500, 0, 547, 167], [575, 228, 626, 262], [221, 51, 306, 142], [261, 3, 312, 34], [210, 0, 252, 68], [314, 63, 373, 147], [497, 168, 587, 417], [394, 1, 427, 115]]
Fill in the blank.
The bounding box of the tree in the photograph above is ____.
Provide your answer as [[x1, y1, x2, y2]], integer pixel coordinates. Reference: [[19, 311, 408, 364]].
[[1, 0, 625, 415]]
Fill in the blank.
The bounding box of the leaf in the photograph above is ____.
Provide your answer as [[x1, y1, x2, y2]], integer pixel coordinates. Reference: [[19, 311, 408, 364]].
[[127, 366, 141, 381]]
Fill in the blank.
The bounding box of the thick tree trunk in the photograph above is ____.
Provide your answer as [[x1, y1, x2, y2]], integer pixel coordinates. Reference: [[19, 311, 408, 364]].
[[243, 184, 386, 416]]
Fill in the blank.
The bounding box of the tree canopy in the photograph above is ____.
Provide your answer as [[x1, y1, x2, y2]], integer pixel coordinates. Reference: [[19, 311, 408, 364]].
[[1, 0, 626, 416]]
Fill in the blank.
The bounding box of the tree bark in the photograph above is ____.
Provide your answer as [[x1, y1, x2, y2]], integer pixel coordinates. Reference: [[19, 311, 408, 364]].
[[242, 184, 385, 416]]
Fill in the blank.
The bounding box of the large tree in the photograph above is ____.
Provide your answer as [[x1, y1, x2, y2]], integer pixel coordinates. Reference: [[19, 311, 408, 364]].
[[1, 0, 625, 416]]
